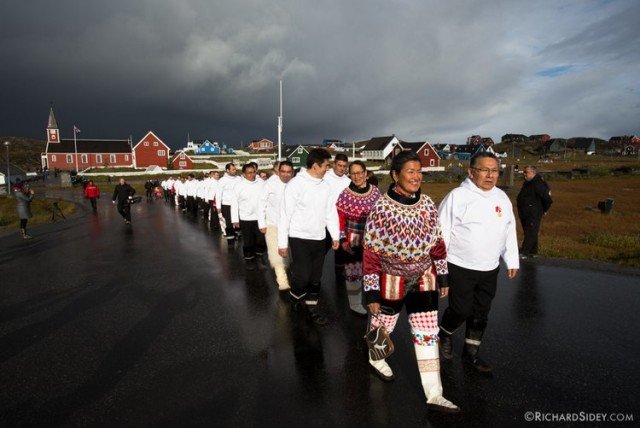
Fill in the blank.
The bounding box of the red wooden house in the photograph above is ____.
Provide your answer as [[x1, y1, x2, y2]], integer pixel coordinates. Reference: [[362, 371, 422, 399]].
[[133, 131, 170, 169], [42, 107, 133, 171], [397, 141, 442, 169], [248, 138, 274, 152], [171, 151, 193, 170]]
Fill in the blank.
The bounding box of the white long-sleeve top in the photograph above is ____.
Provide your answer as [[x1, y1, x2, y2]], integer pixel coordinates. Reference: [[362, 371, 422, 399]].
[[278, 170, 340, 248], [438, 177, 520, 271], [185, 179, 198, 197], [196, 179, 207, 199], [258, 176, 286, 229], [175, 180, 188, 197], [231, 177, 265, 223], [216, 173, 240, 209], [323, 168, 351, 203], [204, 177, 219, 202]]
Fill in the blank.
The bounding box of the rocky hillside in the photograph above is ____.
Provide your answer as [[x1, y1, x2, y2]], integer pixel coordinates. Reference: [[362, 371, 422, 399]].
[[0, 136, 46, 172]]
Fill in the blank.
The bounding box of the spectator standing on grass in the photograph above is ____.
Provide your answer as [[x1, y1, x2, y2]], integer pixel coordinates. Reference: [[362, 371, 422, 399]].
[[16, 184, 35, 239], [437, 152, 519, 374], [517, 166, 552, 259], [112, 178, 136, 224], [83, 180, 101, 213]]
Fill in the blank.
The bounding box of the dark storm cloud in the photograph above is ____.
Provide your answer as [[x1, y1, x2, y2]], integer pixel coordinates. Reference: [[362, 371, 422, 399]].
[[1, 0, 638, 148]]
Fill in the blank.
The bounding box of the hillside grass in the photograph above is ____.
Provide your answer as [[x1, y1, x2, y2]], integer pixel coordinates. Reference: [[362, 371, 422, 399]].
[[0, 196, 77, 229], [420, 175, 640, 268]]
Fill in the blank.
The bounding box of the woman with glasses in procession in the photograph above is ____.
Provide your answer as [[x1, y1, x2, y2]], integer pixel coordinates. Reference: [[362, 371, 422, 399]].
[[335, 160, 382, 315], [361, 151, 459, 413]]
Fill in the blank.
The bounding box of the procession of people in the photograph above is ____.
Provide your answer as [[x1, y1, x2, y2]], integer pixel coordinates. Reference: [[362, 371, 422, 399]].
[[101, 148, 529, 415]]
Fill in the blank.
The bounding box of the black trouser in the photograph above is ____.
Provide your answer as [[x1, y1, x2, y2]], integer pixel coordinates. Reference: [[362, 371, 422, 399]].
[[178, 195, 186, 210], [239, 220, 266, 260], [187, 196, 197, 216], [221, 205, 235, 240], [440, 262, 499, 334], [520, 213, 543, 255], [20, 218, 28, 229], [289, 237, 328, 305], [89, 198, 97, 211], [202, 199, 211, 221], [209, 204, 220, 229], [117, 200, 131, 222]]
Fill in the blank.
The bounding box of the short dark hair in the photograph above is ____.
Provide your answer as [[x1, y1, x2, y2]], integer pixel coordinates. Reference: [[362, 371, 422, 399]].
[[390, 151, 421, 178], [225, 163, 235, 171], [242, 163, 255, 173], [524, 165, 537, 173], [349, 160, 366, 173], [334, 153, 348, 163], [470, 152, 499, 168], [367, 171, 379, 186], [279, 160, 294, 171], [306, 148, 331, 169], [250, 162, 258, 170]]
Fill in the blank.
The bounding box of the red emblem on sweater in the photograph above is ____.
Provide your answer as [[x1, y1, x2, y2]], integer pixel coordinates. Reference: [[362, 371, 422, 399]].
[[495, 206, 502, 217]]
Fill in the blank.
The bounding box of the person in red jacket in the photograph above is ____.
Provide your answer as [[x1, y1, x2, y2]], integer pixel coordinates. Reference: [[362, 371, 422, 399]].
[[84, 180, 101, 212]]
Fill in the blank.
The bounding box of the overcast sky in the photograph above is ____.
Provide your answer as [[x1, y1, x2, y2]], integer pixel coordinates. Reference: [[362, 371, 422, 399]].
[[1, 0, 638, 149]]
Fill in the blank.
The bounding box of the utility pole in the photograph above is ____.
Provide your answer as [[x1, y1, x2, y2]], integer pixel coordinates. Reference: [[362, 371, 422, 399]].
[[278, 80, 283, 161]]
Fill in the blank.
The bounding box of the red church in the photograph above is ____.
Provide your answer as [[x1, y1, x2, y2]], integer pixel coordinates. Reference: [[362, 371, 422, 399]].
[[133, 131, 171, 169], [42, 107, 133, 171]]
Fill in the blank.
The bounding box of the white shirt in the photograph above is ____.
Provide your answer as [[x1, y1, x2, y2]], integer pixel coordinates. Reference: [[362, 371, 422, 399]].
[[278, 170, 340, 248], [216, 173, 240, 209], [258, 175, 286, 229], [204, 177, 219, 202], [231, 177, 265, 223], [438, 177, 519, 271], [185, 179, 198, 197], [323, 168, 351, 203], [175, 180, 188, 197]]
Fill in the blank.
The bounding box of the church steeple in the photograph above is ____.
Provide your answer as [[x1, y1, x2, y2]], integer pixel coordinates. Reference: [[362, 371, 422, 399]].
[[46, 105, 60, 143]]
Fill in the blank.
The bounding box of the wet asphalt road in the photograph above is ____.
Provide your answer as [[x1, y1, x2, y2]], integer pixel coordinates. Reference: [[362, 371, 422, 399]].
[[1, 188, 639, 427]]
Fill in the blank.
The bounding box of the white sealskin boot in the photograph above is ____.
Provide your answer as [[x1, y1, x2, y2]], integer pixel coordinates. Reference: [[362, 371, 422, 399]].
[[369, 358, 394, 382], [274, 265, 290, 291], [345, 280, 367, 315], [414, 340, 460, 413]]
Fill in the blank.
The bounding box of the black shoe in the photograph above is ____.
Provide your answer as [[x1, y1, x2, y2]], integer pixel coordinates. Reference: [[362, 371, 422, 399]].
[[440, 335, 453, 360], [307, 306, 329, 326], [462, 354, 492, 373]]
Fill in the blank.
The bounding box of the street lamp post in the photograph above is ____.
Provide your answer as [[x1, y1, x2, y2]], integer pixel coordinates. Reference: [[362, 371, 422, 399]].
[[4, 141, 10, 195]]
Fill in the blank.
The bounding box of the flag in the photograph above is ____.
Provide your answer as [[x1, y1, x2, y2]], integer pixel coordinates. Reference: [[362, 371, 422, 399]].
[[74, 125, 81, 134]]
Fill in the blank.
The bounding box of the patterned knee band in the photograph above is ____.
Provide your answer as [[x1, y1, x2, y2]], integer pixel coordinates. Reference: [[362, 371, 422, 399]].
[[370, 312, 399, 333]]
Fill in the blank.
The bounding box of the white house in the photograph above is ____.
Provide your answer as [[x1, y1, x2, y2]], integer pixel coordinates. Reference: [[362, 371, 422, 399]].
[[360, 136, 400, 161]]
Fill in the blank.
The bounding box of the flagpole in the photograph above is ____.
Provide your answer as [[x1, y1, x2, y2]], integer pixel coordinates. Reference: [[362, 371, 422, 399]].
[[278, 80, 283, 161], [74, 126, 79, 173]]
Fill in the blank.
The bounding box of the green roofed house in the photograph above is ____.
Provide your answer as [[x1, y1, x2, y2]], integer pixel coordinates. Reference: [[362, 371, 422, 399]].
[[284, 145, 310, 168]]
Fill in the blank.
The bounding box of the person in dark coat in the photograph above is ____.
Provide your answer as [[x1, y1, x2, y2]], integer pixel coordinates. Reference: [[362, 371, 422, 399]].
[[16, 184, 34, 239], [112, 178, 136, 224], [516, 166, 553, 258]]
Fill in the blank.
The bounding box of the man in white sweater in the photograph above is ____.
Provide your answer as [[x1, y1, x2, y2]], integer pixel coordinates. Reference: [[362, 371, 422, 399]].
[[323, 153, 351, 284], [278, 149, 340, 325], [232, 164, 266, 269], [259, 161, 294, 290], [438, 152, 519, 373], [216, 163, 240, 245]]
